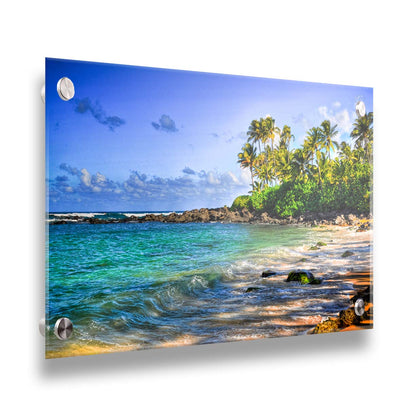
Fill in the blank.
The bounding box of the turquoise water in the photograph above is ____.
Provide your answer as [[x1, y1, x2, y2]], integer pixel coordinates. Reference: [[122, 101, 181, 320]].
[[45, 221, 371, 357]]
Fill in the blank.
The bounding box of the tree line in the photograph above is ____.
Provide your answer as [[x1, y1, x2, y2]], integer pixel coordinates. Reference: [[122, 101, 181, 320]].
[[234, 111, 373, 217]]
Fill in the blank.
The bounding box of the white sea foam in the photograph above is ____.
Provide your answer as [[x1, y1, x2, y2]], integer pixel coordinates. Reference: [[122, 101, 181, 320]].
[[50, 212, 103, 218], [123, 212, 179, 217], [222, 227, 372, 281], [49, 211, 181, 219]]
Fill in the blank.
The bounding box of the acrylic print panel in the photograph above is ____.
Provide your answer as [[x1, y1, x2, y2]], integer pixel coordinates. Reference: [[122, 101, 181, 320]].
[[45, 58, 373, 358]]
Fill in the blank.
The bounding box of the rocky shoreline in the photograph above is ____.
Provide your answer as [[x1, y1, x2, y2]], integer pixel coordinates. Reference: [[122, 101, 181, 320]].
[[310, 274, 373, 334], [49, 206, 372, 230], [256, 269, 373, 334]]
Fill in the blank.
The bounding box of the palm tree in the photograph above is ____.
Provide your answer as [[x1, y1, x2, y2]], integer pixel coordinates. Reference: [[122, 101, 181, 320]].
[[247, 119, 263, 153], [305, 127, 323, 166], [350, 112, 373, 161], [252, 180, 262, 193], [237, 142, 257, 190], [332, 158, 346, 184], [305, 127, 324, 185], [339, 141, 356, 163], [255, 162, 274, 188], [275, 147, 292, 183], [280, 125, 294, 150], [320, 120, 339, 160], [262, 116, 280, 150], [290, 148, 310, 182], [317, 153, 331, 182]]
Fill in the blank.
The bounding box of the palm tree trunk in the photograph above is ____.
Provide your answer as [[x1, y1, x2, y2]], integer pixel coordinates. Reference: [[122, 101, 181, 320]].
[[250, 166, 254, 190], [317, 165, 322, 187]]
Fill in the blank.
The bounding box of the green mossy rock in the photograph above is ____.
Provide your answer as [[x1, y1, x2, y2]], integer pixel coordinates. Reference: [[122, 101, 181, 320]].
[[287, 270, 321, 285], [309, 246, 320, 250], [298, 258, 307, 263], [316, 241, 327, 247], [313, 319, 339, 334], [341, 250, 354, 258]]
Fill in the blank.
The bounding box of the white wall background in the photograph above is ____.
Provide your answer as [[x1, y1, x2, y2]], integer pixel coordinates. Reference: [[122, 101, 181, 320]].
[[2, 1, 414, 414]]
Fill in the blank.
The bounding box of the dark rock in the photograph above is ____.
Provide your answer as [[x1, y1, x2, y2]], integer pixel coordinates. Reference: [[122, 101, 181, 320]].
[[347, 214, 360, 226], [143, 214, 159, 222], [339, 308, 356, 327], [245, 287, 260, 293], [335, 215, 347, 226], [261, 270, 277, 277], [240, 208, 254, 221], [88, 218, 108, 224], [309, 245, 320, 250], [49, 208, 372, 227], [341, 250, 354, 258], [351, 286, 371, 303], [164, 212, 180, 222], [259, 212, 272, 223], [357, 219, 371, 232]]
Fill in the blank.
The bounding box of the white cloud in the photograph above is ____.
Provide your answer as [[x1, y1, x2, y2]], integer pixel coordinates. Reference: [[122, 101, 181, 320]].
[[95, 172, 107, 184], [50, 164, 251, 210], [80, 168, 92, 188], [292, 113, 311, 132], [239, 167, 252, 186], [332, 101, 341, 108], [226, 171, 240, 184], [206, 171, 221, 185], [318, 105, 353, 134]]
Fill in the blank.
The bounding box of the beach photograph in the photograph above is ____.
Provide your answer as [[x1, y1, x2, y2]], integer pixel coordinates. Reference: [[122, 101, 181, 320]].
[[45, 58, 373, 358]]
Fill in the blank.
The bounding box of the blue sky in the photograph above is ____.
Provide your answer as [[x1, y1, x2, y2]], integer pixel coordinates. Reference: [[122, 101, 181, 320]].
[[46, 58, 373, 212]]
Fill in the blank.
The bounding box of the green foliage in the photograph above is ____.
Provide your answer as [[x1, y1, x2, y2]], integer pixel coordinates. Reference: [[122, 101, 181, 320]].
[[249, 190, 267, 211], [235, 112, 373, 218], [231, 159, 372, 218], [230, 195, 251, 211]]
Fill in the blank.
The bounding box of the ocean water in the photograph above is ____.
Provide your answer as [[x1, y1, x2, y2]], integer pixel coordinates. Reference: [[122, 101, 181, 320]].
[[47, 211, 180, 223], [45, 221, 372, 357]]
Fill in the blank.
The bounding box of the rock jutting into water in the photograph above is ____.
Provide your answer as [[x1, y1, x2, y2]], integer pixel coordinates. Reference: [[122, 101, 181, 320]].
[[48, 207, 372, 227]]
